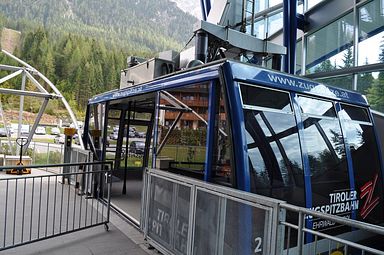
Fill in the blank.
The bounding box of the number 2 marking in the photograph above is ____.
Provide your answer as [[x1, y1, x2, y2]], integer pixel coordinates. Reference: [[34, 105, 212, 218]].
[[254, 237, 262, 253]]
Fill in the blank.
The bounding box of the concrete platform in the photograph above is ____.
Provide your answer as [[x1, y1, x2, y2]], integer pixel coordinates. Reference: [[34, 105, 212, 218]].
[[0, 169, 158, 255], [0, 209, 157, 255]]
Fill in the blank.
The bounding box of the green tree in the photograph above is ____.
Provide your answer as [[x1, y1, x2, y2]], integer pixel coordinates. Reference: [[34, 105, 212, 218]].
[[367, 38, 384, 112]]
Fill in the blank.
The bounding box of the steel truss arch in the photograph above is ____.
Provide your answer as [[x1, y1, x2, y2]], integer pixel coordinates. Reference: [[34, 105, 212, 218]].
[[0, 49, 84, 151]]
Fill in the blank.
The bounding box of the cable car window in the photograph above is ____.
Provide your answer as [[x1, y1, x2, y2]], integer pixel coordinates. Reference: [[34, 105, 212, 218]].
[[240, 84, 292, 112], [339, 104, 371, 123], [339, 106, 383, 224], [211, 83, 234, 186], [242, 87, 305, 206], [297, 96, 336, 117], [156, 83, 209, 179], [298, 97, 350, 229]]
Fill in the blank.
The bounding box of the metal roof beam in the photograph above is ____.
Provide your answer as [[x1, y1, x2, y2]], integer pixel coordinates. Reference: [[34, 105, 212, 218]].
[[0, 88, 55, 98]]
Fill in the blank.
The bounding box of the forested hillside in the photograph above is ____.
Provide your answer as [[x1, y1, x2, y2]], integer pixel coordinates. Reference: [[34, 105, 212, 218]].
[[0, 0, 198, 117], [0, 0, 197, 53]]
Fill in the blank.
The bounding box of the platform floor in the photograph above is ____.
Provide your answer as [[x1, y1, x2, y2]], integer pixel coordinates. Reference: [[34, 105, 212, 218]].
[[0, 169, 156, 255], [0, 204, 155, 255]]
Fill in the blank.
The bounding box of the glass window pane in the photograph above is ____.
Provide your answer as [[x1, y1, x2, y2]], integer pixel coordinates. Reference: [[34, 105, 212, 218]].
[[240, 85, 292, 112], [267, 12, 283, 35], [268, 0, 282, 8], [254, 20, 265, 39], [301, 117, 350, 230], [340, 122, 384, 224], [307, 0, 324, 10], [358, 0, 384, 66], [357, 71, 376, 94], [340, 104, 370, 123], [296, 40, 302, 74], [244, 109, 305, 207], [314, 75, 353, 91], [297, 0, 304, 14], [365, 71, 384, 112], [306, 13, 354, 73], [297, 96, 336, 117], [212, 83, 234, 186], [157, 83, 209, 177]]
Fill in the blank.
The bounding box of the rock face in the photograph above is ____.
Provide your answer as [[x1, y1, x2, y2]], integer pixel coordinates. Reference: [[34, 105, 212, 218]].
[[170, 0, 202, 19]]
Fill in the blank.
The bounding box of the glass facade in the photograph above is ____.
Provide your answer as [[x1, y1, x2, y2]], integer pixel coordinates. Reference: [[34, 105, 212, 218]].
[[306, 13, 354, 73], [358, 0, 384, 66], [244, 0, 384, 112]]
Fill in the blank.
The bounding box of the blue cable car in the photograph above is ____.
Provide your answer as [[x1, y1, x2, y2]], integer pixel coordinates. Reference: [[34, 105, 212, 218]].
[[84, 60, 384, 237]]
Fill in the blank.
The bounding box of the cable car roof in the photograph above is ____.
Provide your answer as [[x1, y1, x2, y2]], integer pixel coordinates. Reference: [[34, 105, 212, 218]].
[[88, 60, 369, 107]]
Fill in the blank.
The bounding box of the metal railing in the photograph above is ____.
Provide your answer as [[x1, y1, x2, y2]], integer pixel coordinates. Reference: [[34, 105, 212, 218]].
[[142, 168, 384, 255], [0, 140, 92, 173], [279, 203, 384, 255], [141, 168, 285, 255], [0, 161, 112, 252]]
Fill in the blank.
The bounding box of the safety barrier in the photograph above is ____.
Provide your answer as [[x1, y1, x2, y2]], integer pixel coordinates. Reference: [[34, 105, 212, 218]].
[[141, 168, 285, 255], [280, 203, 384, 255], [142, 168, 384, 255], [0, 161, 112, 252], [0, 140, 92, 173]]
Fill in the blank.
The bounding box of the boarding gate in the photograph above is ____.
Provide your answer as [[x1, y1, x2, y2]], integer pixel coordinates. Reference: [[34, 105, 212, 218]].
[[0, 161, 112, 252]]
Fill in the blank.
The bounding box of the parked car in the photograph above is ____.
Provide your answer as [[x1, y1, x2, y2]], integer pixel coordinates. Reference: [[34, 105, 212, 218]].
[[35, 126, 46, 135], [54, 134, 65, 144], [135, 131, 146, 138], [128, 131, 136, 138], [110, 131, 119, 140], [129, 141, 145, 155], [0, 128, 8, 137], [50, 127, 60, 135], [19, 124, 30, 136]]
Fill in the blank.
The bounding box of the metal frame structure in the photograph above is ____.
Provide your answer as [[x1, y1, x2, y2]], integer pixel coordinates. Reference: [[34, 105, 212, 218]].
[[0, 49, 84, 151]]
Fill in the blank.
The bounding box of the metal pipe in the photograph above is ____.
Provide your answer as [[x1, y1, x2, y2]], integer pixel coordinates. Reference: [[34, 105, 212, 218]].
[[283, 0, 297, 74], [0, 69, 22, 84], [195, 30, 208, 63]]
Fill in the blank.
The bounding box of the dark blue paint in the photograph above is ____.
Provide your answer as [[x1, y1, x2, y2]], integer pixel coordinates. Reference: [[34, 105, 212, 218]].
[[369, 110, 384, 191], [204, 81, 217, 182], [152, 92, 161, 168], [283, 0, 297, 74], [291, 93, 313, 242], [228, 62, 368, 106], [336, 103, 357, 220], [204, 0, 211, 17], [221, 62, 250, 191], [88, 66, 220, 105], [291, 94, 312, 210], [200, 0, 207, 21]]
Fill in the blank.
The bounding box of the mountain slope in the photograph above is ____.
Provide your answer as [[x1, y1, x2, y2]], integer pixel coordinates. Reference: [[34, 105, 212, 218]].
[[0, 0, 198, 53], [170, 0, 202, 19]]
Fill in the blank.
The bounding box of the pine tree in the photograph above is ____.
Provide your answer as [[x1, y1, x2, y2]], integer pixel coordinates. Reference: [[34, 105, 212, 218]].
[[341, 47, 354, 68], [367, 38, 384, 111]]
